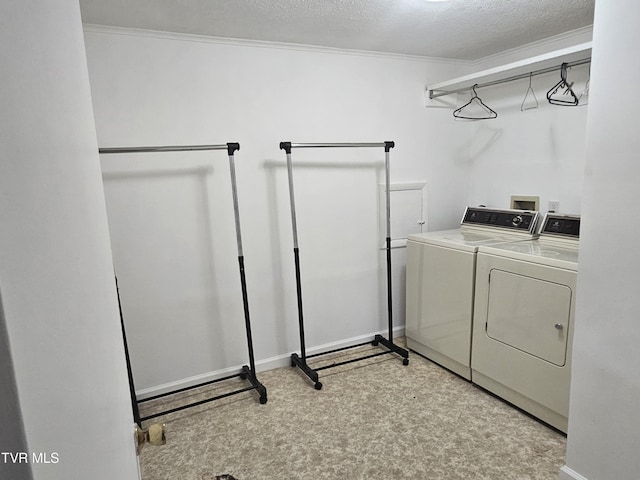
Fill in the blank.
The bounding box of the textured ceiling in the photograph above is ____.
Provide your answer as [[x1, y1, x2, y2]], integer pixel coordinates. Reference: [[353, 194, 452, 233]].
[[79, 0, 595, 60]]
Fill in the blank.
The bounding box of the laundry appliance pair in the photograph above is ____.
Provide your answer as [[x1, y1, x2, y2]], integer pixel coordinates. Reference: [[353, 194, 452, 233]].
[[406, 207, 579, 432]]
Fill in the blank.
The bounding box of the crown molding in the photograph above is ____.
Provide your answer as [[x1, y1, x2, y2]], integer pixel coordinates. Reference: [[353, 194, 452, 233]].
[[471, 25, 593, 70], [82, 23, 464, 66]]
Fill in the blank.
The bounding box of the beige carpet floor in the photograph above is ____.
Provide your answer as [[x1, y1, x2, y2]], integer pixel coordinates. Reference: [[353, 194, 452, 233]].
[[139, 339, 566, 480]]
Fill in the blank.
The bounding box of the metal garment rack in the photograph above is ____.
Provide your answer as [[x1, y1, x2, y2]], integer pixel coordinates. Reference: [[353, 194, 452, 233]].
[[279, 141, 409, 390], [100, 142, 267, 425]]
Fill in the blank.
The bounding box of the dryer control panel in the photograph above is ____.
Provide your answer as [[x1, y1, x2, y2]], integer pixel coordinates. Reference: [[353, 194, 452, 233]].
[[461, 207, 538, 234], [540, 214, 580, 238]]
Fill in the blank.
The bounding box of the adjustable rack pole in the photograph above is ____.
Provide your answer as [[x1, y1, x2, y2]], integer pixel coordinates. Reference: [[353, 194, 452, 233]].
[[115, 276, 142, 427], [291, 141, 405, 356], [385, 145, 393, 339], [226, 142, 267, 404], [371, 143, 409, 364], [99, 141, 267, 421], [281, 142, 320, 389], [279, 141, 408, 390]]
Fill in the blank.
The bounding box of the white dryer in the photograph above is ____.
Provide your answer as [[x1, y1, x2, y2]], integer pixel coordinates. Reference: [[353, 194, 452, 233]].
[[405, 207, 539, 380], [471, 213, 580, 433]]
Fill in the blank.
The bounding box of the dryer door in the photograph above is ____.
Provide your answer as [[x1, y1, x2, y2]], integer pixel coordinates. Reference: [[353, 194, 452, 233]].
[[486, 269, 571, 366]]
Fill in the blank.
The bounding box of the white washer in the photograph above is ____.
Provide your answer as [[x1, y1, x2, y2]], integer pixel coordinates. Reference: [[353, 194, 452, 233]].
[[471, 213, 580, 433], [405, 207, 539, 380]]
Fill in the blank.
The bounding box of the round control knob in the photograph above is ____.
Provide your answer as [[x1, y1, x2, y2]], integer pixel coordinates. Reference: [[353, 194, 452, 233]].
[[511, 215, 523, 226]]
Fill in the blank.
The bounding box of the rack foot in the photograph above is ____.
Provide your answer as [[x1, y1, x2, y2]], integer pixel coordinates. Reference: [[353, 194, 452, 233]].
[[241, 365, 268, 404], [374, 334, 410, 365], [291, 353, 322, 389]]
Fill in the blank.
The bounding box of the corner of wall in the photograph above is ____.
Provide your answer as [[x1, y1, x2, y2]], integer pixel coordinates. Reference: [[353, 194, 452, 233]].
[[0, 294, 33, 480], [471, 25, 593, 71], [558, 465, 590, 480]]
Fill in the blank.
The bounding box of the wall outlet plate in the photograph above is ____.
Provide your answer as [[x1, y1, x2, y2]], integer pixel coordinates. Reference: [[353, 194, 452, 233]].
[[548, 200, 560, 213]]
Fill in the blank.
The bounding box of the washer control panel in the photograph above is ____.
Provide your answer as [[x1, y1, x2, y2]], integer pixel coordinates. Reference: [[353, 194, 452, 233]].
[[540, 214, 580, 238], [461, 207, 539, 234]]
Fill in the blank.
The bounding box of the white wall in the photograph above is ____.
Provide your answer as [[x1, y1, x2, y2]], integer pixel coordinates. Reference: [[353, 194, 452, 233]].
[[0, 3, 139, 479], [560, 2, 640, 479], [83, 27, 469, 392], [444, 27, 592, 215], [464, 65, 590, 215]]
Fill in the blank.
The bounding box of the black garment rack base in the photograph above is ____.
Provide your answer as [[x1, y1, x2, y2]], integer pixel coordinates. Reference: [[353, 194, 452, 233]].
[[101, 142, 267, 426], [280, 141, 409, 390]]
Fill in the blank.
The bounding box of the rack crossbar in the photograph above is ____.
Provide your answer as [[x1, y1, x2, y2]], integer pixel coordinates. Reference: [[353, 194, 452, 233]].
[[429, 57, 591, 100], [139, 371, 248, 403], [99, 144, 228, 154], [306, 339, 374, 359], [314, 350, 393, 372], [288, 142, 388, 149], [140, 384, 258, 422]]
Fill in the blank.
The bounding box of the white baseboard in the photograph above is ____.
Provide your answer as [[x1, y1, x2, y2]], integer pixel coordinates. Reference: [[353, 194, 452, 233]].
[[559, 465, 589, 480], [136, 326, 405, 399]]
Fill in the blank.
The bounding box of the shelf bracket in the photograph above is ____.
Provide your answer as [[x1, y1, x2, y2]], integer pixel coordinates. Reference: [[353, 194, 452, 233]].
[[424, 90, 457, 108]]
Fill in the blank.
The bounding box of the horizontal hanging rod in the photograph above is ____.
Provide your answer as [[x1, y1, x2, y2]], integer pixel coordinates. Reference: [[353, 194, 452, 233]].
[[99, 143, 239, 155], [288, 142, 387, 149], [279, 141, 395, 153], [429, 57, 591, 100]]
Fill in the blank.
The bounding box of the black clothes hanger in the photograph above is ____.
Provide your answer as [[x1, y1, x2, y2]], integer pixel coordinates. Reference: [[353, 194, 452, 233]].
[[453, 84, 498, 120], [547, 63, 579, 106]]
